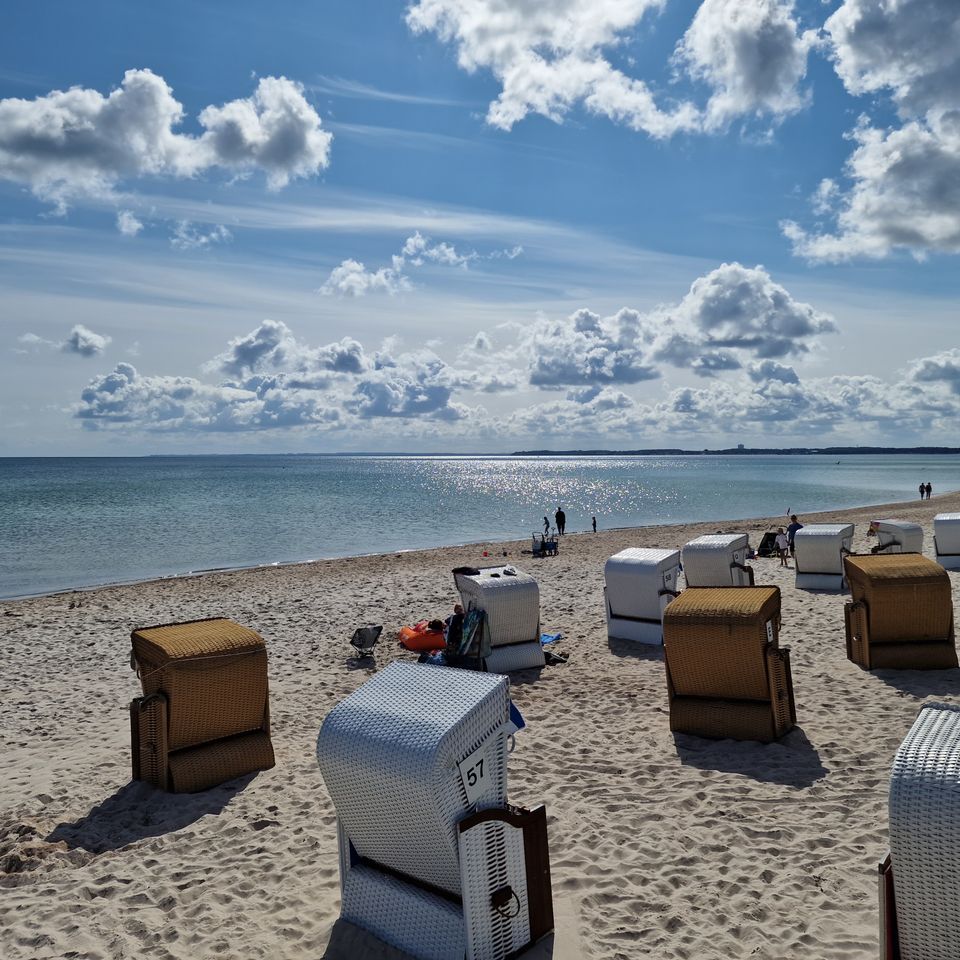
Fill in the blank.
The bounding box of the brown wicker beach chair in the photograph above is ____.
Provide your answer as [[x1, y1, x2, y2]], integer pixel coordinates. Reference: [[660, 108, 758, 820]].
[[129, 617, 275, 792], [843, 555, 958, 671], [663, 586, 795, 742]]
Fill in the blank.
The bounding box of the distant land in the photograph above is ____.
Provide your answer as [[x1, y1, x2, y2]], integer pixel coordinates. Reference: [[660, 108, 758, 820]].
[[511, 446, 960, 456]]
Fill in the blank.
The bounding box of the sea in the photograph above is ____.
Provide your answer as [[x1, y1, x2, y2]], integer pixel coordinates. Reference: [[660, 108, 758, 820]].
[[2, 453, 956, 600]]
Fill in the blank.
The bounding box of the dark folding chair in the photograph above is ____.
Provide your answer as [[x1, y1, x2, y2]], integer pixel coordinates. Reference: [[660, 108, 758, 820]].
[[349, 625, 383, 659]]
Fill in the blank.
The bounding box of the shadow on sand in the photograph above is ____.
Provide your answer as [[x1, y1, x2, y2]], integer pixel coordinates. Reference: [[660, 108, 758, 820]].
[[674, 726, 828, 788], [865, 666, 960, 699], [606, 636, 665, 663], [46, 775, 253, 854]]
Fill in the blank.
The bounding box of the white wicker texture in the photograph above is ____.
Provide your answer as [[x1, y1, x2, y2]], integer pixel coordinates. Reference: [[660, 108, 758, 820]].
[[889, 702, 960, 960], [604, 548, 681, 623], [459, 818, 531, 960], [317, 662, 510, 895], [485, 641, 545, 674], [794, 523, 854, 590], [455, 567, 540, 647], [934, 514, 960, 570], [341, 862, 466, 960], [874, 519, 924, 554], [681, 534, 751, 587]]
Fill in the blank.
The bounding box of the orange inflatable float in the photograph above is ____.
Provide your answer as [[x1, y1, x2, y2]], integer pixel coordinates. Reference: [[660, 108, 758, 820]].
[[398, 621, 445, 652]]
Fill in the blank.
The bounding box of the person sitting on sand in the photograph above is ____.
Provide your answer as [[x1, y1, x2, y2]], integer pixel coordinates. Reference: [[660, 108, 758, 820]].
[[775, 528, 790, 567]]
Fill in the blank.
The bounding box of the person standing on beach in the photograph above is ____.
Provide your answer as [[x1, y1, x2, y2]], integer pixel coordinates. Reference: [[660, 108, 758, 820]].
[[775, 528, 790, 567], [920, 482, 926, 500], [786, 514, 803, 558], [555, 507, 566, 535], [925, 482, 933, 500], [592, 516, 597, 533], [543, 515, 550, 534]]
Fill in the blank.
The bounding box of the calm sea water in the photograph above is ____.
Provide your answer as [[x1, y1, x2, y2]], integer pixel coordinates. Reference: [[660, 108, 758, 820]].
[[2, 454, 956, 599]]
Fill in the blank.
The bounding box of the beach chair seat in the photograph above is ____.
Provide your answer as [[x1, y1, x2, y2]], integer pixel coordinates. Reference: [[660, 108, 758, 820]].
[[349, 624, 383, 658], [843, 555, 957, 670], [604, 548, 681, 646], [933, 513, 960, 570], [663, 586, 795, 742], [794, 523, 854, 590], [129, 617, 274, 792], [871, 519, 923, 555], [885, 702, 960, 959], [681, 534, 754, 587], [316, 662, 554, 960], [454, 565, 545, 673]]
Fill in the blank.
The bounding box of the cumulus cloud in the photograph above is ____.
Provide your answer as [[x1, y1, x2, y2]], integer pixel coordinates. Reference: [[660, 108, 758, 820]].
[[406, 0, 700, 136], [0, 69, 331, 209], [319, 230, 517, 296], [675, 0, 815, 131], [116, 210, 143, 236], [62, 324, 111, 357], [747, 359, 799, 383], [784, 0, 960, 260], [170, 221, 232, 250], [907, 349, 960, 394]]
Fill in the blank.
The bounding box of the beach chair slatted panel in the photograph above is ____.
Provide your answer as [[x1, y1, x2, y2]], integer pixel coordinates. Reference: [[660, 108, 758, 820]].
[[888, 703, 960, 960], [843, 555, 957, 671], [129, 617, 274, 792], [663, 586, 795, 742]]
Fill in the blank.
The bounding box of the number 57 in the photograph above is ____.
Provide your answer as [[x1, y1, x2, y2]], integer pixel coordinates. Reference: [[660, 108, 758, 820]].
[[466, 758, 484, 787]]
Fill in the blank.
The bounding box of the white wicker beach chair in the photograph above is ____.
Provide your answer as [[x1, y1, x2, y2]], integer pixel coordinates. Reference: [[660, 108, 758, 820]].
[[793, 523, 854, 590], [681, 534, 754, 587], [934, 513, 960, 570], [872, 520, 923, 556], [604, 548, 681, 645], [454, 566, 545, 673], [886, 702, 960, 960], [316, 662, 553, 960]]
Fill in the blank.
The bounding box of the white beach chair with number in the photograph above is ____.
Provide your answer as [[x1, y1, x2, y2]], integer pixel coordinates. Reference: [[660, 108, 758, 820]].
[[604, 548, 681, 645], [454, 565, 545, 673], [793, 523, 854, 590], [316, 662, 554, 960], [883, 702, 960, 960], [934, 514, 960, 570], [681, 534, 754, 587], [872, 519, 923, 555]]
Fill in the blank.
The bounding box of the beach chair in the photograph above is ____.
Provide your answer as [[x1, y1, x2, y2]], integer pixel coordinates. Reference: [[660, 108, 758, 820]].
[[316, 662, 554, 960], [933, 513, 960, 570], [454, 565, 545, 673], [793, 523, 854, 590], [756, 531, 778, 558], [604, 548, 681, 645], [843, 555, 957, 670], [871, 520, 924, 555], [681, 534, 754, 587], [662, 586, 795, 742], [883, 702, 960, 960], [129, 617, 275, 793], [349, 624, 383, 659]]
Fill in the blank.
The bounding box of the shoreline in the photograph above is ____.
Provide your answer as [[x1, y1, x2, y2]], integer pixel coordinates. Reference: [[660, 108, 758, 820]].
[[4, 487, 955, 605], [4, 490, 960, 959]]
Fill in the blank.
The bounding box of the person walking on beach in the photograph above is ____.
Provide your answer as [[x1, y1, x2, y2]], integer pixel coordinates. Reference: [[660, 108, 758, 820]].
[[925, 482, 933, 500], [786, 514, 803, 559], [555, 507, 566, 536], [592, 516, 597, 533], [775, 528, 790, 567], [543, 515, 550, 534], [920, 482, 926, 500]]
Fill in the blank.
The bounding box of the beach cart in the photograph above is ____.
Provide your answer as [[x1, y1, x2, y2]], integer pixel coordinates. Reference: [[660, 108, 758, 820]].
[[604, 548, 681, 645], [316, 662, 554, 960]]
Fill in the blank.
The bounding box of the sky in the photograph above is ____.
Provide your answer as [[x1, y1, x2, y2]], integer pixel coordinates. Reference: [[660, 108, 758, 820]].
[[1, 0, 959, 455]]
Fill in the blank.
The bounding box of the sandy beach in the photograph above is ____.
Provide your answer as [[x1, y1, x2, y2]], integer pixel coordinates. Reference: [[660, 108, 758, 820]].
[[3, 492, 960, 960]]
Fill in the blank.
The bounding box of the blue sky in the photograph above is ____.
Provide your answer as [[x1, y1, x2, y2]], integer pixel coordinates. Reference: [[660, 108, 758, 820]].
[[2, 0, 959, 454]]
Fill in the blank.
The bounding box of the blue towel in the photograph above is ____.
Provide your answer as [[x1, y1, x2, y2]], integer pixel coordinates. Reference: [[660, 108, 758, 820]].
[[540, 632, 562, 645]]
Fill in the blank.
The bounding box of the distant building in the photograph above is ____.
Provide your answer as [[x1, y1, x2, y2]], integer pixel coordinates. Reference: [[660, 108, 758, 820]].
[[737, 443, 744, 450]]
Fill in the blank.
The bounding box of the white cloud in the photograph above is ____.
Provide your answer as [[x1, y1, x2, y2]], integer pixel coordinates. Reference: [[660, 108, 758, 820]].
[[319, 230, 516, 296], [62, 324, 111, 357], [675, 0, 815, 131], [406, 0, 700, 136], [170, 221, 232, 251], [0, 70, 331, 209], [785, 0, 960, 260], [116, 210, 143, 236]]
